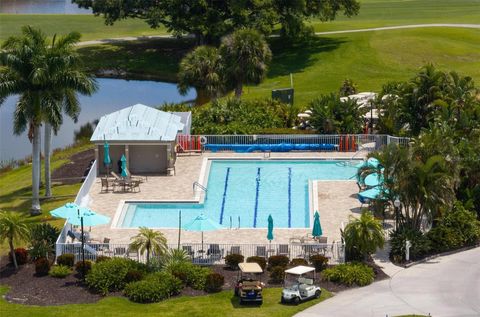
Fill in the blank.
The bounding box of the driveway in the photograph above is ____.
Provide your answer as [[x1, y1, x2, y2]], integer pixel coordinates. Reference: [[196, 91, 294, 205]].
[[296, 247, 480, 317]]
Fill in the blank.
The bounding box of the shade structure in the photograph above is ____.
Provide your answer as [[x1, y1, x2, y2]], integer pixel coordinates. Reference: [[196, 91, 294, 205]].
[[358, 186, 388, 200], [364, 173, 383, 187], [120, 154, 128, 177], [103, 141, 111, 166], [312, 211, 323, 238], [182, 213, 224, 253], [267, 215, 274, 241]]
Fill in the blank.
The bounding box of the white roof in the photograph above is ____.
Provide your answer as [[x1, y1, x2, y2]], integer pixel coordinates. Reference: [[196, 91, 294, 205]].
[[284, 265, 316, 275], [239, 262, 263, 273]]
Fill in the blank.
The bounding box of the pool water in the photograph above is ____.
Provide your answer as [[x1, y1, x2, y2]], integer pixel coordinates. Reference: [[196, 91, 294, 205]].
[[120, 160, 357, 229]]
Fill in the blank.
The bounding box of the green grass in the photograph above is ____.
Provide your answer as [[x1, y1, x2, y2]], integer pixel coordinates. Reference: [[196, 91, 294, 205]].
[[0, 285, 332, 317], [0, 142, 94, 254]]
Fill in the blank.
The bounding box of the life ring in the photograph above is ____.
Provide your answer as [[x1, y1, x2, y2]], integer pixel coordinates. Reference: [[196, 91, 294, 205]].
[[200, 136, 207, 145]]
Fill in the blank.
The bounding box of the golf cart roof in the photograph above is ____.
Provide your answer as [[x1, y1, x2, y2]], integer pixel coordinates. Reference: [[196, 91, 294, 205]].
[[285, 265, 316, 275], [239, 262, 263, 273]]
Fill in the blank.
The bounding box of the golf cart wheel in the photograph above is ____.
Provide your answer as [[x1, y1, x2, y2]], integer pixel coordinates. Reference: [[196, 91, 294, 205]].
[[239, 298, 243, 305], [315, 290, 321, 299], [281, 297, 286, 304], [293, 297, 300, 305]]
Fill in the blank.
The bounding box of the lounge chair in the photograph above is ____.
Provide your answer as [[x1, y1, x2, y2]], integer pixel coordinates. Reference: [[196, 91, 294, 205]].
[[126, 168, 147, 183], [228, 245, 241, 256], [357, 194, 370, 207], [277, 244, 289, 257], [256, 246, 267, 259]]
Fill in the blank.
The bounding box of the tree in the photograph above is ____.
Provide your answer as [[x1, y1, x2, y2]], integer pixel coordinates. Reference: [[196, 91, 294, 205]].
[[73, 0, 360, 44], [220, 28, 272, 97], [339, 78, 358, 97], [0, 212, 30, 270], [177, 46, 225, 105], [129, 227, 168, 265], [342, 211, 384, 261]]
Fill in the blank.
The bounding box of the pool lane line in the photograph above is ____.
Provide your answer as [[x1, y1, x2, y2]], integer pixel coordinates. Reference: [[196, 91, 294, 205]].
[[288, 167, 292, 228], [219, 167, 231, 224], [253, 167, 261, 228]]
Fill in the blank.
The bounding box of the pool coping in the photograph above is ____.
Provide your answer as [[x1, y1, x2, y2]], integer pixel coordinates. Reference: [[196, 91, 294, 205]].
[[111, 157, 362, 230]]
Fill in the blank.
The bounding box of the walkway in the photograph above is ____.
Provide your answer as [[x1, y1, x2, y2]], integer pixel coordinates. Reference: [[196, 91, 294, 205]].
[[296, 247, 480, 317]]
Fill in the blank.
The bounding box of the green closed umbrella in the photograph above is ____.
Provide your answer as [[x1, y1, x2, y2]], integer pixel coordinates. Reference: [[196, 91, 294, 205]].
[[103, 141, 111, 174], [267, 214, 274, 242], [120, 154, 128, 178], [312, 211, 323, 239]]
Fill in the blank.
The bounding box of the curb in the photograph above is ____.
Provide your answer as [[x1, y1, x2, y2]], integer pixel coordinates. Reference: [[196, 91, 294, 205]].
[[401, 245, 479, 268]]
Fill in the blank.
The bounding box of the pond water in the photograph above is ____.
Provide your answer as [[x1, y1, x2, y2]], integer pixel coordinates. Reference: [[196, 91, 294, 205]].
[[0, 0, 91, 14], [0, 78, 196, 162]]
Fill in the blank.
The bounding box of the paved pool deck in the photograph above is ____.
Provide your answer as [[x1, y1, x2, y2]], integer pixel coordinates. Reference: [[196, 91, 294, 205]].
[[84, 151, 364, 245]]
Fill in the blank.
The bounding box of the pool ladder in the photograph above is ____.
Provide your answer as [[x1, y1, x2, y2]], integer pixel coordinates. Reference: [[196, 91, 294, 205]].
[[229, 216, 241, 229], [263, 151, 271, 159], [193, 181, 207, 193]]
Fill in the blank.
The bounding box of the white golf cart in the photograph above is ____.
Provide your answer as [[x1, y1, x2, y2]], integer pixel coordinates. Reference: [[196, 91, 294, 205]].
[[281, 265, 321, 305]]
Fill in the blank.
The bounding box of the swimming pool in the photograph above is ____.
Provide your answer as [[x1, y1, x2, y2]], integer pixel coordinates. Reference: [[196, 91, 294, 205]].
[[118, 160, 357, 229]]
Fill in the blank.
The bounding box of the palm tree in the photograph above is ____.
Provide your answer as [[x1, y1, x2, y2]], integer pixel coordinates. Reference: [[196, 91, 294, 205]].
[[41, 32, 97, 197], [220, 28, 272, 97], [0, 212, 31, 270], [129, 227, 168, 264], [177, 45, 225, 105], [342, 211, 385, 261]]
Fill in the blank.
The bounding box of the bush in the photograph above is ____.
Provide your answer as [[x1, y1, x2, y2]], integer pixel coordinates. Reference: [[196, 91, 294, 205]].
[[267, 255, 289, 270], [442, 204, 480, 246], [57, 254, 75, 267], [322, 263, 374, 286], [164, 262, 211, 290], [35, 257, 51, 276], [124, 272, 182, 303], [30, 223, 60, 258], [390, 226, 431, 262], [225, 254, 244, 270], [309, 254, 329, 272], [125, 269, 145, 283], [269, 266, 285, 284], [86, 257, 146, 295], [96, 256, 111, 263], [9, 248, 28, 265], [49, 265, 72, 278], [75, 260, 93, 275], [204, 273, 225, 293], [290, 258, 308, 267], [246, 256, 267, 271]]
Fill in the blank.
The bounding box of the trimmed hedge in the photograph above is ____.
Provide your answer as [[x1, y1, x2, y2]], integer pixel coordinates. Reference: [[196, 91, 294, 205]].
[[204, 273, 224, 293], [268, 255, 289, 270], [323, 263, 374, 286], [124, 272, 182, 303], [49, 265, 72, 278], [57, 253, 75, 267], [269, 266, 285, 284], [95, 256, 111, 263], [225, 254, 244, 270], [35, 257, 51, 276], [290, 258, 308, 267], [309, 254, 329, 272], [246, 256, 267, 271], [75, 260, 93, 275]]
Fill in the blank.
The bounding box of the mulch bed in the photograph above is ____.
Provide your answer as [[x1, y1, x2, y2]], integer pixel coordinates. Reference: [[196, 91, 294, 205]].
[[0, 261, 388, 306], [51, 149, 95, 185]]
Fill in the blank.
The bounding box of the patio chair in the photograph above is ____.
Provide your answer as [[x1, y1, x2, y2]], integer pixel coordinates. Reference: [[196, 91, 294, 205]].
[[182, 245, 195, 258], [128, 180, 141, 192], [101, 177, 110, 192], [277, 244, 289, 257], [318, 236, 328, 244], [126, 168, 147, 183], [256, 246, 267, 259], [227, 245, 241, 256], [207, 244, 222, 257], [114, 247, 126, 257]]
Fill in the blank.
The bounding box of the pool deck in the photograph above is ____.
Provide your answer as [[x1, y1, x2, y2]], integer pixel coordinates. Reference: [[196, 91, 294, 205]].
[[85, 151, 364, 245]]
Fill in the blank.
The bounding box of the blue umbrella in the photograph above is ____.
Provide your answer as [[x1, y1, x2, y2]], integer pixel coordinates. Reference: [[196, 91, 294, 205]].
[[267, 215, 274, 242], [66, 210, 110, 227], [358, 187, 389, 200], [50, 202, 88, 219], [183, 213, 224, 252], [120, 154, 128, 178], [312, 211, 323, 238], [355, 157, 380, 169], [364, 173, 383, 187]]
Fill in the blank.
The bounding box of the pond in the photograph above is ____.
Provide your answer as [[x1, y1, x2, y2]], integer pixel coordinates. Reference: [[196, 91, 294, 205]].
[[0, 0, 91, 14], [0, 78, 196, 162]]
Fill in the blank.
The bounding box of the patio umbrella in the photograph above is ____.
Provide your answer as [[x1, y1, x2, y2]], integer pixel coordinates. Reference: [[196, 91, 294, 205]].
[[103, 141, 111, 175], [120, 154, 128, 178], [355, 157, 380, 169], [312, 211, 323, 239], [364, 173, 384, 187], [267, 214, 274, 244], [182, 213, 224, 253], [358, 186, 388, 200]]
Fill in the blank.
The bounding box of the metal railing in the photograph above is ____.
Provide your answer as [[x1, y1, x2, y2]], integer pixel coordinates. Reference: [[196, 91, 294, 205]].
[[55, 160, 97, 256], [55, 242, 345, 265]]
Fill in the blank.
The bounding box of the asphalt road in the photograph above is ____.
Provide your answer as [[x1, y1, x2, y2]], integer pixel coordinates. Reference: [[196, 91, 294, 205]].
[[296, 247, 480, 317]]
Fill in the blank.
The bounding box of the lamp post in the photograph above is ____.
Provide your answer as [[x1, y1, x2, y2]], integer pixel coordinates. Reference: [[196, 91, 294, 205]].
[[394, 199, 401, 230]]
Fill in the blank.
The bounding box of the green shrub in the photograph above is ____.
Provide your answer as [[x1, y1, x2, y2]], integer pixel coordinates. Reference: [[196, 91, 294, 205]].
[[323, 263, 374, 286], [204, 273, 225, 293], [30, 223, 60, 258], [269, 266, 285, 284], [309, 254, 329, 272], [35, 257, 51, 276], [164, 262, 211, 290], [86, 257, 145, 295], [225, 254, 244, 270], [268, 255, 289, 270], [9, 248, 28, 265], [57, 253, 75, 267], [49, 265, 72, 278], [124, 272, 182, 303], [390, 226, 431, 262], [427, 225, 463, 253], [125, 269, 145, 283], [289, 258, 308, 267], [442, 204, 480, 245], [95, 256, 111, 263], [75, 260, 93, 275], [246, 256, 266, 271]]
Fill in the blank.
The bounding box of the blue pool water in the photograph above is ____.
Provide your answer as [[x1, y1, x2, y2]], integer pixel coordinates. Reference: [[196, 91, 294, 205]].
[[120, 160, 357, 229]]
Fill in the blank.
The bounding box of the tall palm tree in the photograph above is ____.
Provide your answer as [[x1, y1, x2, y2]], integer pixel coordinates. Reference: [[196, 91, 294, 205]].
[[177, 45, 225, 105], [129, 227, 168, 264], [220, 28, 272, 97], [342, 211, 385, 261], [0, 211, 31, 270], [41, 32, 97, 197]]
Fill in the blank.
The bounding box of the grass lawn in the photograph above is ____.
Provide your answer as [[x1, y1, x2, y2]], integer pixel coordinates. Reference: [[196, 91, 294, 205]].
[[0, 142, 94, 254], [0, 285, 332, 317]]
